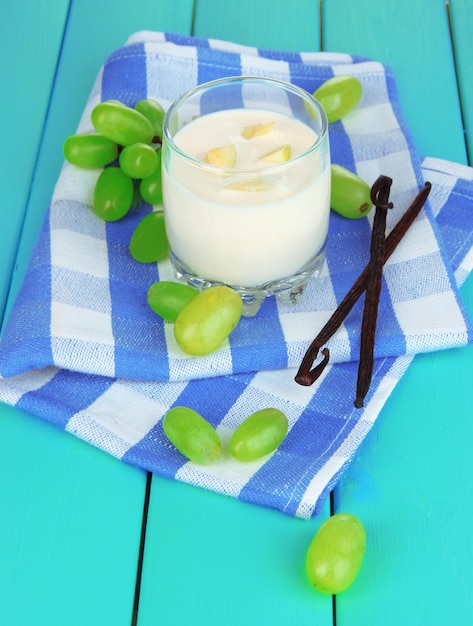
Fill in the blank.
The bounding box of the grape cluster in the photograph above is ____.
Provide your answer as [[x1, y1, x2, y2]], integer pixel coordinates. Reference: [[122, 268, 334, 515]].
[[63, 98, 168, 263]]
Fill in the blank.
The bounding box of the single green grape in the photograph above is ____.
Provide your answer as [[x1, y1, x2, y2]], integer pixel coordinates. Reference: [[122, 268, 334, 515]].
[[305, 513, 366, 594], [229, 408, 288, 462], [119, 143, 159, 179], [174, 286, 243, 356], [135, 98, 165, 139], [314, 75, 362, 123], [93, 166, 133, 221], [139, 150, 162, 205], [91, 100, 154, 146], [330, 164, 372, 219], [147, 281, 199, 322], [163, 406, 223, 465], [63, 133, 118, 168], [129, 211, 169, 263]]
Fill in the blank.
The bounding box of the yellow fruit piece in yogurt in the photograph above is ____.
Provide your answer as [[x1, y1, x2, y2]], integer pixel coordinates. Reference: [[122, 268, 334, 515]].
[[206, 144, 237, 167], [242, 121, 275, 139], [258, 144, 291, 163]]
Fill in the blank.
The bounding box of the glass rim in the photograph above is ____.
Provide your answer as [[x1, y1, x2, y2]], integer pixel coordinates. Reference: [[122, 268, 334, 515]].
[[162, 75, 329, 175]]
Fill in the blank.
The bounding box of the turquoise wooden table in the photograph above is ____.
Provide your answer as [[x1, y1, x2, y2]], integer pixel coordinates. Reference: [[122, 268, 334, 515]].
[[1, 1, 472, 624]]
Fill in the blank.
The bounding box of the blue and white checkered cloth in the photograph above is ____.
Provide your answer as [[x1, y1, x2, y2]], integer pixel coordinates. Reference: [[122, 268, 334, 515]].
[[0, 32, 472, 518]]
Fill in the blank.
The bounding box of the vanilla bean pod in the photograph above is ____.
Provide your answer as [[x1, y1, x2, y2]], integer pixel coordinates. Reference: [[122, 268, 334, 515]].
[[353, 176, 393, 408], [295, 180, 431, 387]]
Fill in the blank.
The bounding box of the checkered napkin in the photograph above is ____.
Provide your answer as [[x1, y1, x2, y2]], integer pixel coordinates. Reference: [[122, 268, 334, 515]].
[[0, 32, 472, 518]]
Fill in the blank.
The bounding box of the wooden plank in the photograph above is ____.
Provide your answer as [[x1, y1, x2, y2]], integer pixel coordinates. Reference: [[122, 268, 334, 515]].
[[324, 0, 473, 622], [0, 2, 69, 317], [0, 2, 195, 625], [449, 0, 473, 160], [193, 0, 321, 50], [323, 0, 468, 164], [138, 477, 333, 625], [0, 403, 146, 626]]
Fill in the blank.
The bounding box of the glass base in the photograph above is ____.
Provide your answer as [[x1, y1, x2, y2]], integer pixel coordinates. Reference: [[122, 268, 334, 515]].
[[169, 247, 327, 317]]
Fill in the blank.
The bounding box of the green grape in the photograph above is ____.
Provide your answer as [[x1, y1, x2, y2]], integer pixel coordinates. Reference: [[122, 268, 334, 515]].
[[229, 408, 288, 462], [135, 98, 165, 139], [147, 281, 198, 322], [139, 150, 163, 205], [163, 406, 223, 465], [305, 513, 366, 594], [91, 100, 154, 146], [174, 286, 243, 356], [93, 166, 133, 221], [314, 75, 362, 123], [63, 133, 118, 168], [119, 142, 159, 179], [330, 164, 372, 219], [129, 211, 169, 263]]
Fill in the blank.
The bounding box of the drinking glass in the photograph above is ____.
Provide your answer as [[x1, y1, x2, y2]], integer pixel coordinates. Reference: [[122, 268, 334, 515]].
[[162, 75, 330, 316]]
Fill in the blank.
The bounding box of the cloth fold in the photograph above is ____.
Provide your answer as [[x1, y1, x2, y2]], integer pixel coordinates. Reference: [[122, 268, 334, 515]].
[[0, 32, 472, 518]]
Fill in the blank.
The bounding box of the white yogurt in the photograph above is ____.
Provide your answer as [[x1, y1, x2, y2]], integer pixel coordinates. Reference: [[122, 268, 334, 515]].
[[162, 108, 330, 287]]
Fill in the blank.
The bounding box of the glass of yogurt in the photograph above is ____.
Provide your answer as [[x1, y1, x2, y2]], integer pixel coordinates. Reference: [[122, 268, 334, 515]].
[[162, 76, 330, 316]]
